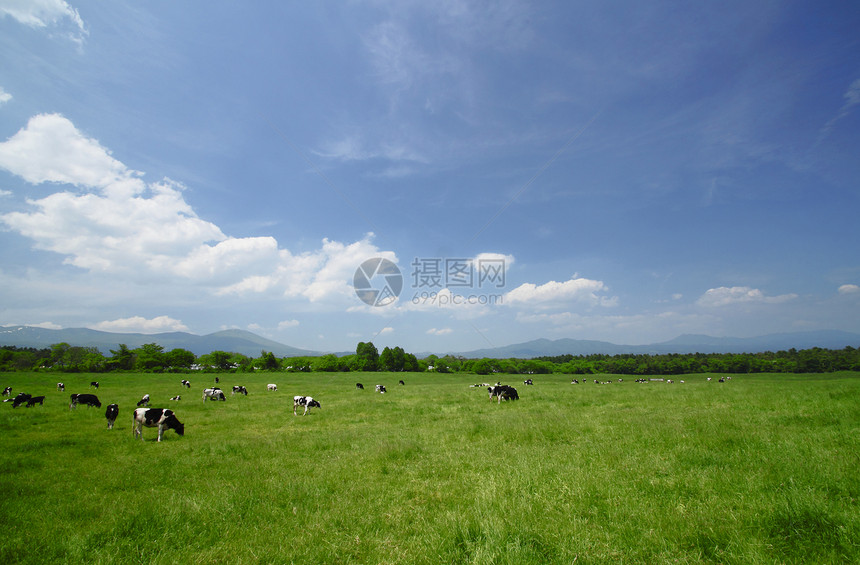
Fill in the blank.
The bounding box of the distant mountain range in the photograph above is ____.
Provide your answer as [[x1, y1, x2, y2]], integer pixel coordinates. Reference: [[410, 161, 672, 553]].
[[454, 330, 860, 358], [1, 326, 858, 359], [0, 326, 320, 357]]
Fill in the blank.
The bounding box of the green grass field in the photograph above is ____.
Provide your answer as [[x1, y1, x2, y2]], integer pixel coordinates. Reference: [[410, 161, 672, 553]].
[[1, 371, 858, 564]]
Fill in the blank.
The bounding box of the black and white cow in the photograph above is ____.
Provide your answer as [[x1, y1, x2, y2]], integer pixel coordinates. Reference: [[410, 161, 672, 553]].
[[375, 384, 386, 394], [69, 393, 102, 409], [202, 388, 226, 401], [399, 380, 405, 385], [487, 385, 519, 403], [2, 386, 11, 396], [12, 393, 31, 408], [90, 381, 99, 389], [105, 404, 119, 429], [232, 385, 247, 396], [170, 395, 181, 401], [25, 396, 45, 407], [181, 379, 191, 388], [293, 395, 321, 416], [132, 408, 184, 442], [355, 383, 364, 389], [136, 394, 150, 407], [57, 383, 65, 392], [267, 383, 277, 391], [523, 379, 533, 385]]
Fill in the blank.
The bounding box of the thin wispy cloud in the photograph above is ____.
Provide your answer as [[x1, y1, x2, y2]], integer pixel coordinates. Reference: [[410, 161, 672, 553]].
[[0, 0, 88, 44]]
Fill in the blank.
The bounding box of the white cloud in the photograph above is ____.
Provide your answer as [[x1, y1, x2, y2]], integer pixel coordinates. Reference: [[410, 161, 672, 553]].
[[28, 321, 63, 330], [278, 319, 300, 329], [426, 327, 453, 335], [0, 87, 11, 106], [0, 0, 87, 43], [379, 326, 394, 334], [0, 113, 136, 190], [838, 284, 860, 295], [0, 189, 11, 197], [91, 315, 189, 334], [0, 114, 397, 306], [696, 286, 798, 307], [504, 277, 617, 308]]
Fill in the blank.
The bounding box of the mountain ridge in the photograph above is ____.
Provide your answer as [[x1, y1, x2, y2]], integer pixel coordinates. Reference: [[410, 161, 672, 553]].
[[2, 326, 858, 359], [449, 330, 860, 358], [0, 326, 320, 357]]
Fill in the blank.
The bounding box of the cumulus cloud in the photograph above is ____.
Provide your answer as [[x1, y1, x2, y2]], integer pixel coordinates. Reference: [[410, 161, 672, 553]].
[[838, 284, 860, 295], [696, 286, 797, 307], [278, 319, 300, 329], [0, 113, 397, 306], [0, 87, 11, 106], [504, 277, 617, 308], [379, 326, 394, 334], [0, 113, 136, 190], [426, 327, 453, 335], [0, 0, 87, 43], [91, 315, 189, 333]]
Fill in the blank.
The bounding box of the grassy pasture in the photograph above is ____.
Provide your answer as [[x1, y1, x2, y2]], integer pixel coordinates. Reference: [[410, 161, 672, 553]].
[[1, 371, 858, 564]]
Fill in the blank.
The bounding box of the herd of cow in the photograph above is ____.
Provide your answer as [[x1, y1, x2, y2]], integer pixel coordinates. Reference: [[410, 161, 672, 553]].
[[3, 376, 527, 441], [1, 379, 330, 442]]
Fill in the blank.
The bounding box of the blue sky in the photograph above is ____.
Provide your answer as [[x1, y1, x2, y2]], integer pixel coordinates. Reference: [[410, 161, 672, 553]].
[[1, 1, 858, 354]]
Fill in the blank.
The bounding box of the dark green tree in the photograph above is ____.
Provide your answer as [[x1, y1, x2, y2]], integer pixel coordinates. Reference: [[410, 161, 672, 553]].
[[135, 343, 167, 371], [107, 344, 135, 371], [166, 348, 196, 369], [355, 341, 379, 371]]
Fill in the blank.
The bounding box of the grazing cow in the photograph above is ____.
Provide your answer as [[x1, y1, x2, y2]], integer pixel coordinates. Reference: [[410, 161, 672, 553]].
[[293, 395, 321, 416], [355, 383, 364, 390], [267, 383, 277, 391], [170, 395, 181, 401], [57, 383, 65, 392], [90, 381, 99, 389], [375, 384, 386, 394], [181, 380, 191, 388], [12, 393, 32, 408], [136, 394, 150, 407], [2, 386, 11, 396], [215, 377, 220, 384], [69, 393, 102, 409], [132, 408, 184, 442], [25, 396, 45, 407], [105, 404, 119, 429], [399, 380, 405, 385], [202, 388, 226, 401], [231, 385, 247, 395], [523, 379, 533, 385], [718, 377, 726, 383], [487, 385, 519, 403]]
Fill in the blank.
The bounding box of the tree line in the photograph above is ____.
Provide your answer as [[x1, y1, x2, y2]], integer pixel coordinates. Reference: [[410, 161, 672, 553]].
[[0, 341, 858, 375]]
